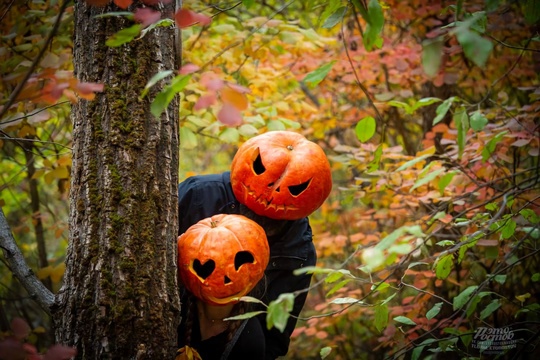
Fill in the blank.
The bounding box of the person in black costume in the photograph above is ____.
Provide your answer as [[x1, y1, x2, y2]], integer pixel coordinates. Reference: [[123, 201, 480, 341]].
[[176, 214, 269, 360], [177, 131, 332, 359]]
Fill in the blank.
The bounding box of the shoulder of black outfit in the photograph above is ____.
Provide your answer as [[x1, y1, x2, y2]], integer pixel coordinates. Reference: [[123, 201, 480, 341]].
[[178, 171, 317, 359]]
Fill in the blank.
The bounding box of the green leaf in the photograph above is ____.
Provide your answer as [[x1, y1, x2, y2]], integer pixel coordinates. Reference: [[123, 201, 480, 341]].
[[480, 299, 501, 320], [413, 97, 442, 111], [455, 28, 493, 67], [106, 24, 142, 47], [393, 316, 416, 326], [319, 0, 342, 27], [520, 209, 540, 224], [453, 107, 469, 159], [524, 0, 540, 25], [355, 116, 376, 142], [453, 285, 478, 311], [362, 0, 384, 51], [395, 154, 431, 172], [180, 127, 197, 149], [219, 127, 240, 143], [367, 144, 383, 172], [151, 75, 191, 117], [422, 38, 444, 77], [532, 273, 540, 282], [410, 167, 446, 192], [326, 279, 352, 297], [374, 304, 388, 332], [242, 0, 255, 9], [141, 70, 173, 98], [303, 61, 336, 88], [426, 302, 443, 320], [435, 254, 454, 279], [266, 293, 294, 332], [320, 347, 332, 359], [438, 171, 456, 195], [322, 6, 348, 28], [329, 297, 363, 305], [500, 218, 516, 239], [470, 110, 488, 131], [482, 131, 508, 160], [433, 96, 456, 125]]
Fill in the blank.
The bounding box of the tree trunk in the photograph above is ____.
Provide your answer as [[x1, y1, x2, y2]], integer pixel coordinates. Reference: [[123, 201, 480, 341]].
[[53, 1, 180, 359]]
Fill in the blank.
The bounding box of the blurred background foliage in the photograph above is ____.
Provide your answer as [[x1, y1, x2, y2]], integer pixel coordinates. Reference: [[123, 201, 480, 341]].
[[1, 0, 539, 358]]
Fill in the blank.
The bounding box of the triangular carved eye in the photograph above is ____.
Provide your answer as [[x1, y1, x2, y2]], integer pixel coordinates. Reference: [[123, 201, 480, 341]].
[[252, 151, 266, 175], [288, 179, 312, 196], [234, 251, 255, 270], [193, 259, 215, 279]]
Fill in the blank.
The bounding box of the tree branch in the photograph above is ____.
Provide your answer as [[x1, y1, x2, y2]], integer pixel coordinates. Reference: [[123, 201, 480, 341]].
[[0, 206, 54, 314]]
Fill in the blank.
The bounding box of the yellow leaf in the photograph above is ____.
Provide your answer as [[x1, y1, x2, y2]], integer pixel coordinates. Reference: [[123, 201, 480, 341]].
[[37, 266, 52, 280], [176, 346, 202, 360], [33, 326, 47, 334], [51, 263, 66, 283], [516, 293, 531, 304], [57, 156, 72, 167]]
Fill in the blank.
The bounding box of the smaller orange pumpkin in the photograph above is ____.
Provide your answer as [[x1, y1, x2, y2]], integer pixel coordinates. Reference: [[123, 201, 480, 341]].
[[231, 131, 332, 220], [177, 214, 269, 306]]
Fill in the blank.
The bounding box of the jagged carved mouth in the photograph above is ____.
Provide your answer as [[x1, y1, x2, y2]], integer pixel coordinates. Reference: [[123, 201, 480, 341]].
[[241, 183, 300, 212]]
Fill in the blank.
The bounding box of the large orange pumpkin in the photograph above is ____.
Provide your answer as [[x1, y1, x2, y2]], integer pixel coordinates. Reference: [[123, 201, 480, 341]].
[[231, 131, 332, 220], [177, 214, 269, 305]]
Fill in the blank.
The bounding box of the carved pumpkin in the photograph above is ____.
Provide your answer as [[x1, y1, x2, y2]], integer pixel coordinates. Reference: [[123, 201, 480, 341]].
[[177, 214, 269, 305], [231, 131, 332, 220]]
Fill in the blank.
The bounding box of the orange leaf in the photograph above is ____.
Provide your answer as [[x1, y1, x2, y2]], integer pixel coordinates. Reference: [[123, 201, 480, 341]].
[[220, 86, 248, 111]]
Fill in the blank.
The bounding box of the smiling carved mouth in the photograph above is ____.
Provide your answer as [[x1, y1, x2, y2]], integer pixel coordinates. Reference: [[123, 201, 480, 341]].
[[206, 289, 249, 305]]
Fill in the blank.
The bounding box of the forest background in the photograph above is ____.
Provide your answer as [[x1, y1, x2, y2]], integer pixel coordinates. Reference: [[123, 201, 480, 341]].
[[0, 0, 539, 359]]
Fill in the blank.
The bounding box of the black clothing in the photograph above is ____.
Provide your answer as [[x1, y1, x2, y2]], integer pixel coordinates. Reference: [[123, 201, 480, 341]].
[[177, 292, 265, 360], [178, 172, 317, 360]]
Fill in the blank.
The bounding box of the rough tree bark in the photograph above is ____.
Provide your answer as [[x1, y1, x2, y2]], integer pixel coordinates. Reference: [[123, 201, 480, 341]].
[[52, 1, 180, 358]]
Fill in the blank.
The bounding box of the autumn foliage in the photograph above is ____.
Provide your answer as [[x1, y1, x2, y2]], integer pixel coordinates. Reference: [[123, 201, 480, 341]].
[[1, 0, 539, 359]]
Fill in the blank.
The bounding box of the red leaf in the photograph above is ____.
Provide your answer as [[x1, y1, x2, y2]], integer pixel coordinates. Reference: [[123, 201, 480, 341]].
[[113, 0, 132, 9], [11, 318, 30, 340], [194, 93, 216, 110], [43, 345, 77, 360], [217, 103, 242, 126], [180, 63, 200, 75], [0, 337, 26, 360], [134, 8, 161, 27], [175, 9, 211, 29]]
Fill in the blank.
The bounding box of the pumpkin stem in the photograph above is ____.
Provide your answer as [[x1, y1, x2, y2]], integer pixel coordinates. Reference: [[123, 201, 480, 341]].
[[287, 145, 293, 151], [210, 220, 219, 228]]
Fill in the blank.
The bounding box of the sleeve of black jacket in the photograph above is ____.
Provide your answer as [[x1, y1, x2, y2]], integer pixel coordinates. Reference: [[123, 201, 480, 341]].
[[261, 224, 317, 360]]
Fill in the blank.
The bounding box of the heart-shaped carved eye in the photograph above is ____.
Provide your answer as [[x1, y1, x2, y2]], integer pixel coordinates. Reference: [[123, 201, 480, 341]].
[[234, 251, 255, 270], [193, 259, 215, 279]]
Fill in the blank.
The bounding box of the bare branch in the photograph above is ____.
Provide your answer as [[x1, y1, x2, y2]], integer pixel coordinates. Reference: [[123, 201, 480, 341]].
[[0, 206, 54, 314]]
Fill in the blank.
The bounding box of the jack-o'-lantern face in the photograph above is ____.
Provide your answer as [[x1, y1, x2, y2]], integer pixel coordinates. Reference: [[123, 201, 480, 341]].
[[177, 214, 269, 305], [231, 131, 332, 220]]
